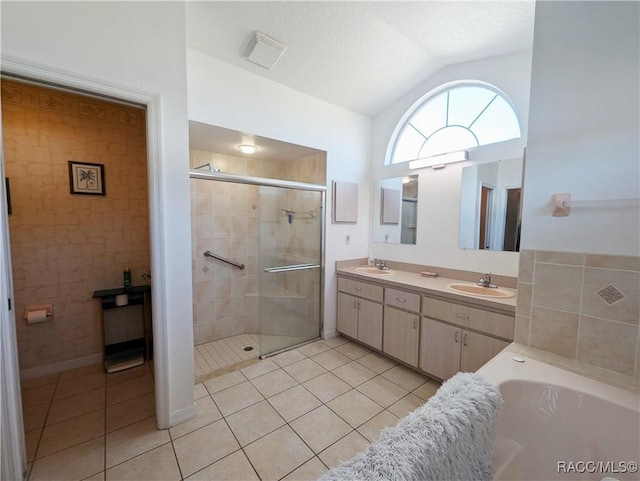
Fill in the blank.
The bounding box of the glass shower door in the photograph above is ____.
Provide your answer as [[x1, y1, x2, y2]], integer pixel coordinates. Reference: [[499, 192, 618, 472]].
[[258, 185, 323, 357]]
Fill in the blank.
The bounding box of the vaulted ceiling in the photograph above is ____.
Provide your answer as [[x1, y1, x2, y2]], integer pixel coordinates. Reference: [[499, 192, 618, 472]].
[[186, 1, 535, 117]]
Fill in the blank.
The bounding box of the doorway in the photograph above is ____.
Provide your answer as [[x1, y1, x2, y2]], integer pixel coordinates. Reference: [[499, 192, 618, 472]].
[[479, 186, 493, 250], [1, 78, 155, 469], [503, 188, 521, 252]]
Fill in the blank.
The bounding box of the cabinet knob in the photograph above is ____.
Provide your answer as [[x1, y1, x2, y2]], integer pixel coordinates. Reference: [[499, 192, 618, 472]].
[[455, 331, 460, 343], [354, 287, 362, 292], [396, 297, 406, 303], [463, 333, 468, 346], [413, 318, 417, 329], [455, 314, 470, 320], [357, 300, 361, 310]]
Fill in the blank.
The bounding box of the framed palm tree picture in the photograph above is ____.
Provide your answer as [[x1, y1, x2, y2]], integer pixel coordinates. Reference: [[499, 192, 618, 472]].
[[68, 161, 105, 196]]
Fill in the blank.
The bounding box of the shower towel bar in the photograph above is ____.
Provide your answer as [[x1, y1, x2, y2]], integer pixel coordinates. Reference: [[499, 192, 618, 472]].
[[264, 263, 320, 273], [203, 250, 245, 270]]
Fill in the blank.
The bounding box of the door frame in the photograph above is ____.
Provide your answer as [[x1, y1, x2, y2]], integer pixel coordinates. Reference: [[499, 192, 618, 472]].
[[0, 103, 26, 481], [0, 58, 173, 455]]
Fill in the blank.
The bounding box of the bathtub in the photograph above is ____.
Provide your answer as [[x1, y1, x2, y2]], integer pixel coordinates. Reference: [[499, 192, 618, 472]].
[[478, 350, 640, 481]]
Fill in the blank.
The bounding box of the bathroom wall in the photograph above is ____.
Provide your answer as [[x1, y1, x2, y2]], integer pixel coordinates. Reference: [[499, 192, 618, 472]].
[[186, 49, 371, 339], [369, 51, 532, 277], [1, 1, 194, 427], [190, 149, 326, 345], [517, 1, 639, 378], [522, 1, 639, 256], [2, 79, 150, 372]]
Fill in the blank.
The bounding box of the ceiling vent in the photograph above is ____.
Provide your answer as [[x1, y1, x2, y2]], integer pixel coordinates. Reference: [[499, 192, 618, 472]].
[[244, 31, 287, 70]]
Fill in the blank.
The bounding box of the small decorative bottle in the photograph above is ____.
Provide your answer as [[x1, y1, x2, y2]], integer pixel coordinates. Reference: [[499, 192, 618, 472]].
[[123, 267, 132, 291]]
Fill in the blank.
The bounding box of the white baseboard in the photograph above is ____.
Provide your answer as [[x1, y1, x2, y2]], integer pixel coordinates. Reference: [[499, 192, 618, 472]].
[[168, 403, 197, 428], [323, 329, 339, 340], [20, 353, 103, 380]]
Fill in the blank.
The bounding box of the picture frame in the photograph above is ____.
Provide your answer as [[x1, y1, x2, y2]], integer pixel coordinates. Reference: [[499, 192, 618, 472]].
[[68, 161, 105, 196]]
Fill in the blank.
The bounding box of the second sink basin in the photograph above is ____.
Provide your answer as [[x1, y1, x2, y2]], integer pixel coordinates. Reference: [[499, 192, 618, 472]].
[[355, 267, 395, 275], [447, 283, 514, 298]]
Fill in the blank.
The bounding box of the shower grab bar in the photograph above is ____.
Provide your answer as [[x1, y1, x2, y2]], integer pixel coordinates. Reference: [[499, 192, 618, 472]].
[[203, 250, 245, 270], [264, 263, 320, 273]]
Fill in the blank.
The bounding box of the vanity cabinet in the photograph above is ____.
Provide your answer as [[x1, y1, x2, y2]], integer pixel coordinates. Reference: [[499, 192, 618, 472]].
[[383, 307, 419, 366], [382, 286, 421, 366], [336, 270, 514, 382], [337, 288, 383, 350], [420, 295, 512, 380], [419, 317, 509, 379]]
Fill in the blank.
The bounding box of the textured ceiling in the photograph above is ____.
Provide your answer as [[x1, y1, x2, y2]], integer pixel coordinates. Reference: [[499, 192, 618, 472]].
[[189, 121, 323, 163], [186, 1, 535, 117]]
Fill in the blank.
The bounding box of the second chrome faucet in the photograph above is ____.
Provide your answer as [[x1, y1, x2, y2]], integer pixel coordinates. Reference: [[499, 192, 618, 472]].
[[477, 273, 498, 288]]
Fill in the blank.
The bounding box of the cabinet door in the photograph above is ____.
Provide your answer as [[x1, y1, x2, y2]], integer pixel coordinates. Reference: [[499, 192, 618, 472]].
[[419, 317, 461, 380], [357, 299, 383, 350], [460, 330, 509, 372], [383, 307, 419, 366], [337, 293, 358, 339]]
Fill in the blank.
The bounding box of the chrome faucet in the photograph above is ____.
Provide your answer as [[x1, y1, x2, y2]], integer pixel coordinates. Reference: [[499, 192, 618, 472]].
[[374, 259, 389, 270], [477, 273, 497, 288]]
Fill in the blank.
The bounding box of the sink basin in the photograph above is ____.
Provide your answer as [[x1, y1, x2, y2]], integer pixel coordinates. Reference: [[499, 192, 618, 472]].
[[447, 283, 514, 298], [355, 267, 395, 275]]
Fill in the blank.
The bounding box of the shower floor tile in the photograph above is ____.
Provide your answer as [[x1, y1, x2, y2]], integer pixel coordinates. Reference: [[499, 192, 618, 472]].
[[194, 333, 307, 380]]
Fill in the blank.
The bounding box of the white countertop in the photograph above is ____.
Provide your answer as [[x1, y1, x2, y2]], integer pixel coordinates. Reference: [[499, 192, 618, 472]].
[[336, 266, 517, 314]]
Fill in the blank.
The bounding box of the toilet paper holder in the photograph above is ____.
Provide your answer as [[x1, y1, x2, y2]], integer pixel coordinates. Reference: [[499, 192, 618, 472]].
[[24, 305, 54, 323]]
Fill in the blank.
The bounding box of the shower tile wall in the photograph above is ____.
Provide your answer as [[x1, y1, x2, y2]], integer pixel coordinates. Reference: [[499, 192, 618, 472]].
[[190, 149, 325, 346], [2, 80, 150, 371], [515, 250, 640, 379]]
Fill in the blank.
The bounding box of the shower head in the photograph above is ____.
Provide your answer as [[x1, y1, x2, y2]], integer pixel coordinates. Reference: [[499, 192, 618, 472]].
[[194, 162, 220, 172]]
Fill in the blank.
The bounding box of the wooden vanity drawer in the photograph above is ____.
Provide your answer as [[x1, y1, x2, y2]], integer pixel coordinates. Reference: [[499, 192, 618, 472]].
[[338, 277, 383, 302], [385, 287, 421, 313], [422, 296, 514, 340]]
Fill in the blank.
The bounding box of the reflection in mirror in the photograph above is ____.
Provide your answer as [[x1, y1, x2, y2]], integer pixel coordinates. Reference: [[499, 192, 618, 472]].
[[459, 158, 523, 251], [373, 175, 418, 244]]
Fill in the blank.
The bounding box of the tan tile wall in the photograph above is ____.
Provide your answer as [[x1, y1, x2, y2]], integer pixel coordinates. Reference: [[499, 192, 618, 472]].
[[190, 149, 326, 345], [516, 250, 640, 378], [2, 80, 150, 370]]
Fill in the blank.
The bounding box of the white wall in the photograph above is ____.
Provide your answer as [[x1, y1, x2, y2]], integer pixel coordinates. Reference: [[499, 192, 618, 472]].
[[369, 52, 532, 277], [1, 1, 195, 428], [522, 1, 640, 255], [186, 49, 372, 338]]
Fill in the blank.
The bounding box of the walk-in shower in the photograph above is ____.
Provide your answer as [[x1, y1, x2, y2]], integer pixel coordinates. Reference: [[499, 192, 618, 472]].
[[190, 167, 325, 379]]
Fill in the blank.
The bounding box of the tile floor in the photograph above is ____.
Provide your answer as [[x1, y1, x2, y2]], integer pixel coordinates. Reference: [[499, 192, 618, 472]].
[[21, 337, 441, 480], [194, 334, 308, 379]]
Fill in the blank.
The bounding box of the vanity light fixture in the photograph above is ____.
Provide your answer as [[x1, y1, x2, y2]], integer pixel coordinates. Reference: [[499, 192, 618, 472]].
[[238, 144, 257, 154], [409, 150, 469, 170]]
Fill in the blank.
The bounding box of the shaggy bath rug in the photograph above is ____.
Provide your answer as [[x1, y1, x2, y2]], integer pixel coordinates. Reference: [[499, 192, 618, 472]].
[[318, 372, 502, 481]]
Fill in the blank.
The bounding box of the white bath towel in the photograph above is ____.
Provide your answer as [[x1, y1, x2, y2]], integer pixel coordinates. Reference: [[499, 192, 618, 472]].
[[318, 372, 502, 481]]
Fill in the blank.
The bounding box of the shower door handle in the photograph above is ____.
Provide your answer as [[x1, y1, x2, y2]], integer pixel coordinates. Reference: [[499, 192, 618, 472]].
[[263, 263, 320, 273]]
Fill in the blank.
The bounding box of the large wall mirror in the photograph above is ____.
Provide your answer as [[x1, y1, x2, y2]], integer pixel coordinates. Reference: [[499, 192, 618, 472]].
[[459, 157, 523, 251], [373, 175, 418, 244]]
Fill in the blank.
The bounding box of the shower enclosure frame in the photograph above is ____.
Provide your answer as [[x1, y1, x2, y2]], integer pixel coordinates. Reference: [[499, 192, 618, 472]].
[[189, 169, 326, 359]]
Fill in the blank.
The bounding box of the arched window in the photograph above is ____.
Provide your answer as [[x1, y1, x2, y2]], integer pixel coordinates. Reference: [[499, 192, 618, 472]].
[[388, 83, 521, 164]]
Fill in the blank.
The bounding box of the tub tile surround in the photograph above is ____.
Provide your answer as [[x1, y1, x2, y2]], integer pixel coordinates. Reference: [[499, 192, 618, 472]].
[[516, 250, 640, 381]]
